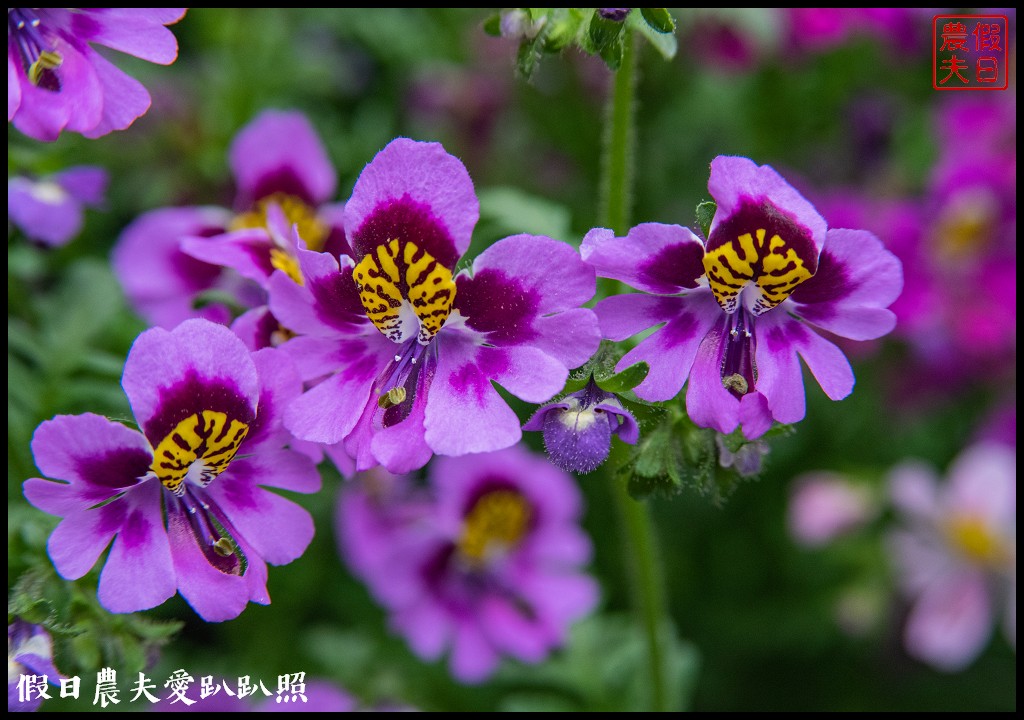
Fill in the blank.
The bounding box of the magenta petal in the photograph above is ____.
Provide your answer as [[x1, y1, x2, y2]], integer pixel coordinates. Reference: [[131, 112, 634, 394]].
[[54, 165, 108, 205], [470, 234, 596, 316], [80, 47, 151, 139], [97, 482, 177, 613], [582, 223, 706, 293], [685, 321, 740, 434], [480, 596, 549, 662], [904, 568, 994, 671], [8, 51, 21, 120], [346, 138, 478, 264], [754, 313, 807, 425], [625, 291, 721, 403], [450, 622, 501, 684], [530, 309, 602, 370], [283, 336, 386, 444], [181, 229, 275, 285], [594, 293, 685, 342], [394, 600, 451, 661], [122, 319, 260, 445], [708, 155, 827, 257], [793, 327, 854, 401], [47, 504, 121, 580], [29, 413, 152, 507], [71, 9, 184, 64], [8, 176, 83, 247], [206, 459, 316, 565], [944, 442, 1016, 529], [424, 335, 523, 456], [267, 250, 367, 336], [484, 345, 569, 404], [230, 109, 336, 207], [165, 502, 256, 622], [790, 228, 902, 340], [111, 205, 233, 329], [738, 391, 772, 439], [243, 347, 304, 453], [12, 37, 101, 141]]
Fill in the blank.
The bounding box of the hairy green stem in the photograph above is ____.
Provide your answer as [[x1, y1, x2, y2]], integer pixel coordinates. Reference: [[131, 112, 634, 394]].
[[599, 31, 669, 712], [600, 30, 636, 235]]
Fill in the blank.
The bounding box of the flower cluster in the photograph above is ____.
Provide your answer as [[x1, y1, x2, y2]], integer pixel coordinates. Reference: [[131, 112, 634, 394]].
[[338, 446, 598, 682]]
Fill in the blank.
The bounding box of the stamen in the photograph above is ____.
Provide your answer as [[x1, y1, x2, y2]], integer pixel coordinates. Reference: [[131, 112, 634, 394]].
[[9, 9, 63, 91], [720, 311, 757, 398]]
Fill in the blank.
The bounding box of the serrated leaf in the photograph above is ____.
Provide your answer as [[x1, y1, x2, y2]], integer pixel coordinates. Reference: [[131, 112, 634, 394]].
[[596, 361, 649, 393], [696, 200, 717, 239], [640, 8, 676, 33], [629, 11, 677, 60]]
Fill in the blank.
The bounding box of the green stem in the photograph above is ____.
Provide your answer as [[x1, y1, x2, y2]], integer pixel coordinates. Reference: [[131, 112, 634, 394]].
[[600, 30, 636, 235], [599, 31, 669, 712], [611, 478, 668, 712]]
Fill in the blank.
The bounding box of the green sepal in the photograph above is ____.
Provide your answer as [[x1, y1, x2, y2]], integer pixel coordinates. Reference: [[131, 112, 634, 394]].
[[482, 13, 502, 37], [640, 8, 676, 33], [696, 200, 717, 239]]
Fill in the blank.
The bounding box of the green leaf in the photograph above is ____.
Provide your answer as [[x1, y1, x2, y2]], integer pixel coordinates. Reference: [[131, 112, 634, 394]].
[[595, 361, 649, 394], [629, 11, 677, 60], [478, 186, 573, 242], [640, 8, 676, 33], [696, 200, 717, 239], [482, 13, 501, 37]]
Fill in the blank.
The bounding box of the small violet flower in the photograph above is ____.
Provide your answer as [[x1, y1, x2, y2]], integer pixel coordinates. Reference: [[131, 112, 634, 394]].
[[338, 446, 598, 683], [8, 8, 186, 141], [270, 138, 601, 473], [112, 109, 348, 338], [887, 442, 1016, 671], [23, 319, 321, 622], [7, 165, 107, 247], [583, 155, 902, 438], [8, 621, 62, 712], [523, 378, 638, 474]]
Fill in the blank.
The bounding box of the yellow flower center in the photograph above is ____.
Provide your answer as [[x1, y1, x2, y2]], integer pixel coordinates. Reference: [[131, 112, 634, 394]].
[[944, 514, 1011, 567], [704, 226, 813, 315], [151, 411, 250, 496], [353, 238, 456, 345], [458, 489, 531, 565]]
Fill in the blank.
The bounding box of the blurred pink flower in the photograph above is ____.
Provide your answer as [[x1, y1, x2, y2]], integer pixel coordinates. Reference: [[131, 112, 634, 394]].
[[887, 443, 1016, 671], [787, 472, 876, 547]]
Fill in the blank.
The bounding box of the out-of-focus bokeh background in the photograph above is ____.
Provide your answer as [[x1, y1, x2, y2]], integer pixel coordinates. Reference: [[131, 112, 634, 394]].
[[8, 8, 1016, 711]]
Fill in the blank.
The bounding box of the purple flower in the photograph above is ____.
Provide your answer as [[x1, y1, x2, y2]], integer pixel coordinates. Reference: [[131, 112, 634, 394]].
[[270, 138, 601, 473], [523, 378, 638, 474], [338, 446, 598, 683], [23, 319, 321, 622], [112, 109, 348, 336], [787, 472, 875, 547], [7, 165, 107, 247], [598, 8, 632, 22], [8, 621, 62, 712], [887, 443, 1016, 671], [584, 155, 902, 438], [8, 8, 186, 141]]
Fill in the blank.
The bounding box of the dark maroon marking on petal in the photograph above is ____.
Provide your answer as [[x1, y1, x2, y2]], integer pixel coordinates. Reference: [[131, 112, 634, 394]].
[[637, 240, 705, 290], [351, 194, 459, 270], [95, 500, 129, 535], [170, 248, 225, 292], [244, 167, 318, 208], [143, 371, 256, 449], [660, 311, 701, 348], [311, 265, 370, 331], [459, 476, 524, 516], [75, 447, 153, 491], [763, 319, 808, 353], [238, 239, 277, 278], [216, 462, 260, 511], [322, 225, 353, 261], [788, 247, 857, 307], [117, 505, 154, 551], [447, 362, 492, 405], [707, 198, 819, 275], [69, 12, 102, 39], [455, 269, 540, 345]]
